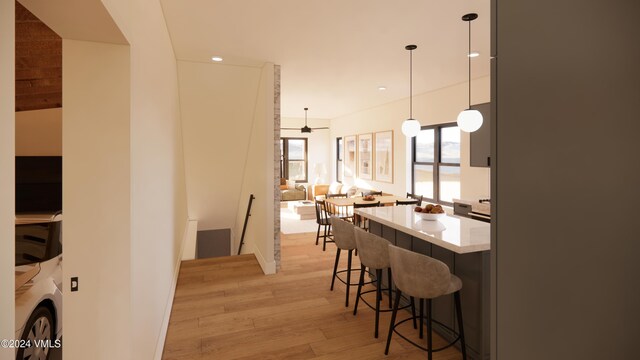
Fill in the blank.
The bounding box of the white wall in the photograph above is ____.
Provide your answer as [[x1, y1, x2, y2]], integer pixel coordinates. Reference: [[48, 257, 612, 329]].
[[178, 61, 261, 233], [15, 108, 62, 156], [0, 1, 15, 358], [21, 1, 190, 358], [235, 64, 276, 273], [330, 76, 491, 201], [178, 60, 276, 272], [110, 1, 190, 358], [281, 117, 331, 185], [63, 39, 132, 359]]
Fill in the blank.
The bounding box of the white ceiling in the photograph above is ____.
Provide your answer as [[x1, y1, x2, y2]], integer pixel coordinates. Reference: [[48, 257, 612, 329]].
[[160, 0, 490, 119]]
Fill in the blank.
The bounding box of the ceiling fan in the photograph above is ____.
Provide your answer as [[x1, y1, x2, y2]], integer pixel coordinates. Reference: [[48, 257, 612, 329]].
[[282, 107, 329, 133]]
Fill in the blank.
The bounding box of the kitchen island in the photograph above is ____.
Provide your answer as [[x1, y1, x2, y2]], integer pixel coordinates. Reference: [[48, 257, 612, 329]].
[[354, 205, 490, 360]]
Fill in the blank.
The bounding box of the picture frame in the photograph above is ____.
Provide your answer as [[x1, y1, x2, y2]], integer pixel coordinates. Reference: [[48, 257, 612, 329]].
[[358, 133, 373, 180], [343, 135, 357, 179], [374, 130, 394, 183]]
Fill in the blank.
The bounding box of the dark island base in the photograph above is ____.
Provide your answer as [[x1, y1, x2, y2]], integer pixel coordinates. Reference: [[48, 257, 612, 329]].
[[368, 221, 490, 360]]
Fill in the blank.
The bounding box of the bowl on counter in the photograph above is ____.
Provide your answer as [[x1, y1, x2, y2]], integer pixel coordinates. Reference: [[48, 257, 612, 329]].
[[415, 211, 446, 221], [413, 218, 446, 233]]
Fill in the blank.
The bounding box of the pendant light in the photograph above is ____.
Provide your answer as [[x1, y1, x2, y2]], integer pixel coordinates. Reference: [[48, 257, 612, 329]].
[[457, 13, 483, 133], [401, 45, 421, 137]]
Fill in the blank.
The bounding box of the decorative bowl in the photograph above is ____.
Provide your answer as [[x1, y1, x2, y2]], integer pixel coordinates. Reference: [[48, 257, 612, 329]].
[[415, 211, 446, 221]]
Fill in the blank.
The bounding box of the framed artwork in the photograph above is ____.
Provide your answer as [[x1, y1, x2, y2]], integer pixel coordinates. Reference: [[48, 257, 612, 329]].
[[374, 130, 394, 183], [358, 133, 373, 180], [343, 135, 357, 179]]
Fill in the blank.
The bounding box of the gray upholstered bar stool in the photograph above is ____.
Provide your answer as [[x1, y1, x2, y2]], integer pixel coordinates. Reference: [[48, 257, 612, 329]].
[[353, 228, 416, 338], [385, 244, 467, 360], [329, 216, 362, 307]]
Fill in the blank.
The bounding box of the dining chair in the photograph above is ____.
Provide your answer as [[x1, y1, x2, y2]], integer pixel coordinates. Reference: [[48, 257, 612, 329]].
[[406, 193, 424, 204], [353, 201, 381, 230], [314, 199, 334, 251], [396, 199, 420, 206], [325, 193, 351, 220], [362, 190, 383, 197]]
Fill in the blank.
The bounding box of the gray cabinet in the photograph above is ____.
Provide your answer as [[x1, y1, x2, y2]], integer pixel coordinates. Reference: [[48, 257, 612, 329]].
[[470, 102, 491, 167]]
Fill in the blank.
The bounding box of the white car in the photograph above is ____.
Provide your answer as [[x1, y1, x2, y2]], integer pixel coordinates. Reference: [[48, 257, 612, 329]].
[[14, 213, 63, 360]]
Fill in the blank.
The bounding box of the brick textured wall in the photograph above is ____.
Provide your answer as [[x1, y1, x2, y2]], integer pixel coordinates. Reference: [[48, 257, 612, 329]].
[[273, 65, 281, 270]]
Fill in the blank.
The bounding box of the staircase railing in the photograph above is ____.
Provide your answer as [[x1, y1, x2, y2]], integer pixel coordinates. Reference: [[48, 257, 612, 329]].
[[237, 194, 255, 255]]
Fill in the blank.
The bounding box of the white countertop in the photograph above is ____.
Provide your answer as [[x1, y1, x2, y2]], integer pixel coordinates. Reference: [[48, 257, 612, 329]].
[[355, 205, 491, 254]]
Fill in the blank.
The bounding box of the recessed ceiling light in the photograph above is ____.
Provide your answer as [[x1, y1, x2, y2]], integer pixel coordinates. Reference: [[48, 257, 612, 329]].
[[211, 56, 223, 62], [378, 86, 387, 91], [468, 51, 480, 58]]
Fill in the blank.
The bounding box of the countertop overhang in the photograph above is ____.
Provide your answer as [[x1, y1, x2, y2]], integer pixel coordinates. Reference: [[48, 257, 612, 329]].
[[354, 205, 491, 254]]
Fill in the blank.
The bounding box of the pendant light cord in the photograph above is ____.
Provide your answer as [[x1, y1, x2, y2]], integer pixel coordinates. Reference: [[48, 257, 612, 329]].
[[468, 19, 471, 109], [410, 48, 413, 119]]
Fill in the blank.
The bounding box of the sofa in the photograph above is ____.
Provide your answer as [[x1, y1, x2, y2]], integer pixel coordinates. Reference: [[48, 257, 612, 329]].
[[311, 182, 379, 200], [280, 178, 307, 201]]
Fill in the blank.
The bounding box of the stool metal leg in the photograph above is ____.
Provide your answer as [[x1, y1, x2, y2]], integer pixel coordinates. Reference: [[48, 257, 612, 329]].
[[375, 268, 382, 338], [345, 249, 353, 307], [353, 264, 366, 316], [387, 268, 393, 309], [330, 248, 341, 290], [427, 299, 433, 360], [384, 289, 402, 355], [454, 291, 468, 360], [410, 297, 417, 329], [322, 224, 330, 251], [419, 298, 424, 339]]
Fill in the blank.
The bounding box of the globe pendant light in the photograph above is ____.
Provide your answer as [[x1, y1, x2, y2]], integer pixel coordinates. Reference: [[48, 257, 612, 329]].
[[457, 13, 483, 133], [401, 45, 421, 137]]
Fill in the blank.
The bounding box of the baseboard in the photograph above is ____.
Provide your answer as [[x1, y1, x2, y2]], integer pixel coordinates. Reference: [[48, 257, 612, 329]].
[[247, 241, 276, 275], [181, 220, 199, 260], [153, 218, 190, 360]]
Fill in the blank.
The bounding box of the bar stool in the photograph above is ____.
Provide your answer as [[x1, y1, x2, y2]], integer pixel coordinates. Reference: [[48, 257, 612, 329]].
[[385, 244, 467, 360], [353, 228, 416, 338], [329, 216, 362, 307], [314, 199, 333, 251]]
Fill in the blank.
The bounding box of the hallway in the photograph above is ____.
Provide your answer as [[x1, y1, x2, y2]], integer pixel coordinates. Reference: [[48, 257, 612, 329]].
[[163, 232, 463, 359]]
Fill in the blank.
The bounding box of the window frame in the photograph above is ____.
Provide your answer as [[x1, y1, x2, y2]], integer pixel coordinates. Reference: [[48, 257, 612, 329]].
[[336, 137, 343, 183], [280, 137, 308, 183], [411, 122, 460, 206]]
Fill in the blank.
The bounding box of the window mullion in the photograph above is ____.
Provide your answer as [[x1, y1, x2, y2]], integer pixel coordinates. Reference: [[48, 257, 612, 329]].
[[434, 127, 441, 203]]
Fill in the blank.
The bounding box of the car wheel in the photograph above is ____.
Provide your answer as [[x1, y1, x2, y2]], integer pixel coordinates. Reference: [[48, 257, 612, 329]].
[[16, 306, 53, 360]]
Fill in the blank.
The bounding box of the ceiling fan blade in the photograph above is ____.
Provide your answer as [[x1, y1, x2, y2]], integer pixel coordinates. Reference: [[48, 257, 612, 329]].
[[311, 127, 330, 130], [281, 127, 301, 130]]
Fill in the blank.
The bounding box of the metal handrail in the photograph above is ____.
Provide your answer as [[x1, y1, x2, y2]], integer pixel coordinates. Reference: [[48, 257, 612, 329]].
[[237, 194, 255, 255]]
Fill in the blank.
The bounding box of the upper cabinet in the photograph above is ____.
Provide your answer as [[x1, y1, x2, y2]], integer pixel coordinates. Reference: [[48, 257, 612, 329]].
[[470, 102, 491, 167]]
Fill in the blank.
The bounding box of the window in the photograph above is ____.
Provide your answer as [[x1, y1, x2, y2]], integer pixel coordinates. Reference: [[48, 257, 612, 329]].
[[336, 137, 343, 182], [280, 138, 308, 182], [412, 123, 460, 205], [15, 220, 62, 266]]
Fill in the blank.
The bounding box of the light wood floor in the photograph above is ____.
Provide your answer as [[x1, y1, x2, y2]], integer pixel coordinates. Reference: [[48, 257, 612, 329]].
[[163, 231, 464, 359]]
